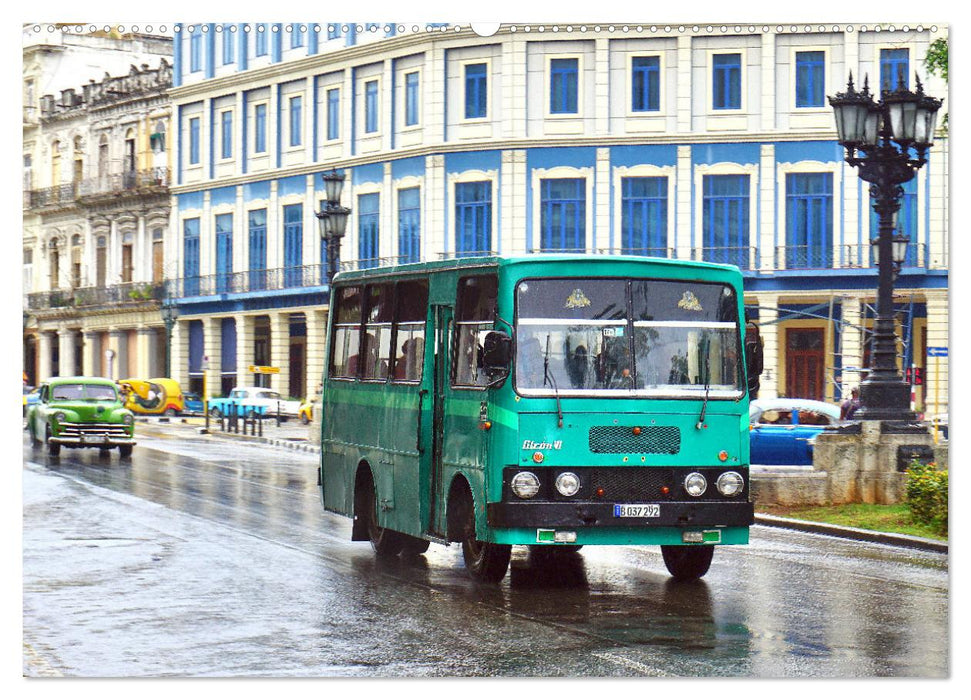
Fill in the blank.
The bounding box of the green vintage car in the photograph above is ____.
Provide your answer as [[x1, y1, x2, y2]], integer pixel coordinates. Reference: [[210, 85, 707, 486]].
[[26, 377, 136, 458]]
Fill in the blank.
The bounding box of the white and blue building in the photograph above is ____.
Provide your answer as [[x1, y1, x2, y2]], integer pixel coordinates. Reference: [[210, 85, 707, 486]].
[[167, 22, 949, 416]]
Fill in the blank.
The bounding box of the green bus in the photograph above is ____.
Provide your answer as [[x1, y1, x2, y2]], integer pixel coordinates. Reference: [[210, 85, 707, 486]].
[[318, 255, 760, 582]]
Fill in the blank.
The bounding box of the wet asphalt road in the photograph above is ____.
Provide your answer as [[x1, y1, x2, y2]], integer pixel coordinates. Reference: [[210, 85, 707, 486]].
[[22, 428, 949, 678]]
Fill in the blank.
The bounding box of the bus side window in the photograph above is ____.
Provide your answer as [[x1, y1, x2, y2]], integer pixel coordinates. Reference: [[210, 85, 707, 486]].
[[391, 280, 429, 383], [329, 285, 363, 379], [453, 274, 498, 388], [362, 283, 394, 380]]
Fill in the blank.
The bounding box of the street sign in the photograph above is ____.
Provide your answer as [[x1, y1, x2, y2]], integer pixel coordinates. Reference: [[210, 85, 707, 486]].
[[249, 365, 280, 374], [927, 347, 948, 358]]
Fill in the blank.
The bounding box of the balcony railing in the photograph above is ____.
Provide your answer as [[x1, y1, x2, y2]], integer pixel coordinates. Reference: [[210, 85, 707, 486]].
[[26, 282, 164, 311], [78, 167, 170, 198], [777, 243, 928, 270], [26, 184, 76, 209]]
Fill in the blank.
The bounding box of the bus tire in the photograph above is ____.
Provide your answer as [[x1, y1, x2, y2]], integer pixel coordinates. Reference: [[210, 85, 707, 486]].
[[398, 534, 430, 557], [660, 545, 714, 581], [455, 488, 510, 583], [361, 476, 404, 557]]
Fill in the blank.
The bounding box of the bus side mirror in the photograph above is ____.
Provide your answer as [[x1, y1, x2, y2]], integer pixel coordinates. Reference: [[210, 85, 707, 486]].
[[482, 330, 512, 368], [744, 322, 764, 398]]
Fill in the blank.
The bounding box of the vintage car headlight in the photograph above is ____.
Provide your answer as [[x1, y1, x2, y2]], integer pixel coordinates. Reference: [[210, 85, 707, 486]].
[[53, 411, 67, 424], [122, 413, 134, 426], [510, 471, 541, 499], [716, 471, 745, 497], [684, 472, 708, 497], [555, 472, 581, 497]]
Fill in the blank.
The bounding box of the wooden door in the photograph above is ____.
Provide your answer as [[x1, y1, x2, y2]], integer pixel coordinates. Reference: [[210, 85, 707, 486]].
[[786, 328, 825, 400]]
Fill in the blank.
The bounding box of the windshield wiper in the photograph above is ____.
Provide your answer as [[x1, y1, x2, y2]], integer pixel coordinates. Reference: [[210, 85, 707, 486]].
[[696, 353, 711, 429], [543, 333, 564, 429]]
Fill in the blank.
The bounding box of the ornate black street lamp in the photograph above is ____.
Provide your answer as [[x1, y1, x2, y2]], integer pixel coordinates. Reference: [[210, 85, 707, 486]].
[[315, 169, 351, 287], [829, 73, 942, 421], [161, 300, 179, 378]]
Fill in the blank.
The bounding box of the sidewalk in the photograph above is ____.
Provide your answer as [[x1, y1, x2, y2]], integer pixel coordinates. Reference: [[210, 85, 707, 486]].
[[135, 416, 948, 554]]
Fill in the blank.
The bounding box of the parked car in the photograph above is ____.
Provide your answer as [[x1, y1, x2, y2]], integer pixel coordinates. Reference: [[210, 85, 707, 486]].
[[118, 378, 184, 416], [182, 392, 204, 415], [749, 399, 842, 466], [26, 376, 136, 458], [207, 386, 301, 419]]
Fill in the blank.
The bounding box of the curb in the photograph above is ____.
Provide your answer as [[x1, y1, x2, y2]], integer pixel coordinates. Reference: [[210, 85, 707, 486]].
[[755, 513, 948, 553]]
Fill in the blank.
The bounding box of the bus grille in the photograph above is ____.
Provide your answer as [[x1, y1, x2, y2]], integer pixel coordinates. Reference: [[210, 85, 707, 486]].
[[585, 468, 676, 501], [588, 426, 681, 454]]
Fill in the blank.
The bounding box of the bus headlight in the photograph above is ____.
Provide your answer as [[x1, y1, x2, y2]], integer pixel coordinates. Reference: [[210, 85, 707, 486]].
[[555, 472, 581, 497], [716, 471, 744, 497], [684, 472, 707, 497], [511, 471, 541, 499]]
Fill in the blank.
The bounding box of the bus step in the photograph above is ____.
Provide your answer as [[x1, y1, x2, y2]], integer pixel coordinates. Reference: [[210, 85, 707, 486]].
[[421, 532, 450, 546]]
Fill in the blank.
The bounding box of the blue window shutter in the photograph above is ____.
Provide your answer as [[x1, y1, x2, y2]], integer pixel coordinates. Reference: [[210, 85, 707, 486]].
[[631, 56, 660, 112], [464, 63, 487, 118], [398, 188, 421, 263], [795, 51, 825, 108], [550, 58, 579, 114], [215, 213, 233, 292], [405, 72, 419, 126], [786, 173, 833, 268], [283, 204, 303, 285], [540, 178, 585, 251], [183, 218, 200, 295], [712, 54, 742, 110], [290, 95, 302, 146], [365, 80, 378, 133], [255, 104, 267, 153], [358, 193, 380, 268], [702, 175, 749, 268], [327, 88, 340, 140], [221, 111, 232, 158], [248, 209, 267, 290], [455, 182, 492, 255], [880, 48, 910, 92], [620, 177, 667, 255], [189, 117, 200, 164]]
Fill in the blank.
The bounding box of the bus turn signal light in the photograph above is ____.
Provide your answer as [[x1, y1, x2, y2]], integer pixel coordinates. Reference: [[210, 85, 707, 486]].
[[632, 426, 642, 436]]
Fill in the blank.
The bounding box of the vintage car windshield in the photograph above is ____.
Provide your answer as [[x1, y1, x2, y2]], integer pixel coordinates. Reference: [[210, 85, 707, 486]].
[[515, 278, 743, 397], [51, 383, 118, 401]]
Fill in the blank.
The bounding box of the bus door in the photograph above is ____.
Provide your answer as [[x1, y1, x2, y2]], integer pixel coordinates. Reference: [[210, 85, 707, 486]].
[[426, 303, 452, 538]]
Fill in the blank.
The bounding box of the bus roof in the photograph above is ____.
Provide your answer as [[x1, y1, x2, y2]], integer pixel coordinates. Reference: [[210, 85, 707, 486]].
[[332, 254, 744, 285]]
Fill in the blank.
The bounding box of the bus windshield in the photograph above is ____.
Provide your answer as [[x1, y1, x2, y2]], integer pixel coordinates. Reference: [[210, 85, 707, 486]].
[[515, 278, 743, 397]]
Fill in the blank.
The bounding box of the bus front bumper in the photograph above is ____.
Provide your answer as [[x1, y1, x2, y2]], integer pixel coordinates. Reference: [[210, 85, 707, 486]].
[[487, 500, 754, 529]]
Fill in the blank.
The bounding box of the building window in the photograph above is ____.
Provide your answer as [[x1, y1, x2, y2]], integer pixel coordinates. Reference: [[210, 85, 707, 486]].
[[702, 174, 750, 268], [398, 187, 421, 263], [222, 25, 234, 64], [190, 31, 202, 72], [220, 110, 232, 159], [188, 117, 200, 165], [327, 88, 340, 140], [364, 80, 379, 133], [283, 204, 303, 286], [550, 58, 579, 114], [712, 53, 742, 110], [290, 25, 304, 48], [255, 25, 268, 56], [464, 63, 487, 119], [405, 71, 420, 127], [183, 218, 200, 295], [786, 173, 833, 268], [455, 181, 492, 256], [215, 213, 233, 292], [248, 209, 267, 291], [540, 178, 585, 251], [870, 177, 918, 267], [880, 48, 909, 92], [631, 56, 660, 112], [358, 193, 380, 268], [254, 103, 267, 153], [621, 177, 667, 256], [795, 51, 825, 108], [289, 95, 302, 147]]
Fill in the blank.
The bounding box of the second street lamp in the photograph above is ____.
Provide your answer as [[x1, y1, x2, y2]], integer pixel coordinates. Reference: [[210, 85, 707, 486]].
[[316, 170, 351, 287], [829, 73, 942, 422]]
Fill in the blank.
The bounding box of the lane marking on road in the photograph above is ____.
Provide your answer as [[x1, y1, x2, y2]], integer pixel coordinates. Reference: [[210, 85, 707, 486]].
[[592, 651, 671, 676], [23, 642, 62, 677]]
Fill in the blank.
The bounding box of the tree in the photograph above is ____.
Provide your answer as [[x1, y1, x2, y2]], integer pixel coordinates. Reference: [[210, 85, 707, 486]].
[[924, 38, 948, 131]]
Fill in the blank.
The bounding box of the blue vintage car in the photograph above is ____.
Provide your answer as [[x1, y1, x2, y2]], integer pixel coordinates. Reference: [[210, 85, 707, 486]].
[[182, 392, 204, 415], [749, 399, 842, 466]]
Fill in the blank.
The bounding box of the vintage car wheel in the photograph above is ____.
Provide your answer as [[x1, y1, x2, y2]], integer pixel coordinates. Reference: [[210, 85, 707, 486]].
[[45, 427, 60, 457], [164, 407, 177, 417], [119, 444, 133, 458]]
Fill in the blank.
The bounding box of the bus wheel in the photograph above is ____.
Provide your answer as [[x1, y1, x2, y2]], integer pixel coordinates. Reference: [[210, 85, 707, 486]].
[[457, 492, 510, 583], [660, 545, 714, 581], [363, 479, 404, 557], [398, 534, 430, 557]]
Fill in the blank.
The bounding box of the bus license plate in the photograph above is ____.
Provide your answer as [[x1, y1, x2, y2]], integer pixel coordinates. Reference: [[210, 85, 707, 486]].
[[614, 504, 660, 518]]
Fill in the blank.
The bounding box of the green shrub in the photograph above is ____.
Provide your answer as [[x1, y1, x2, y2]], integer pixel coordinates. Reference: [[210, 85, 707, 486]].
[[905, 461, 948, 536]]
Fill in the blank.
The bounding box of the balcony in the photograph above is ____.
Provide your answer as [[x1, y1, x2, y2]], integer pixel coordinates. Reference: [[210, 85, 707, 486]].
[[26, 184, 77, 210], [776, 244, 928, 271], [26, 282, 164, 312], [77, 167, 170, 200]]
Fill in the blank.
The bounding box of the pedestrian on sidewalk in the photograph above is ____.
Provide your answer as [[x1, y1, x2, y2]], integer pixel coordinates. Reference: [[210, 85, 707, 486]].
[[840, 387, 861, 420]]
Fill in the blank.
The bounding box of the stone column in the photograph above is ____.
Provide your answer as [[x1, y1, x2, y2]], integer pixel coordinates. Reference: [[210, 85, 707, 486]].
[[106, 330, 124, 380], [269, 312, 291, 396], [136, 326, 157, 378], [235, 314, 255, 387], [757, 297, 779, 400], [82, 331, 98, 376], [170, 319, 188, 388], [38, 331, 54, 382], [304, 308, 327, 400], [840, 296, 864, 397], [201, 316, 222, 397], [57, 327, 76, 377]]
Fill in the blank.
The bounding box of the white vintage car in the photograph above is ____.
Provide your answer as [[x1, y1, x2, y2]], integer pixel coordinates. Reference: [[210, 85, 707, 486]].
[[208, 386, 302, 419]]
